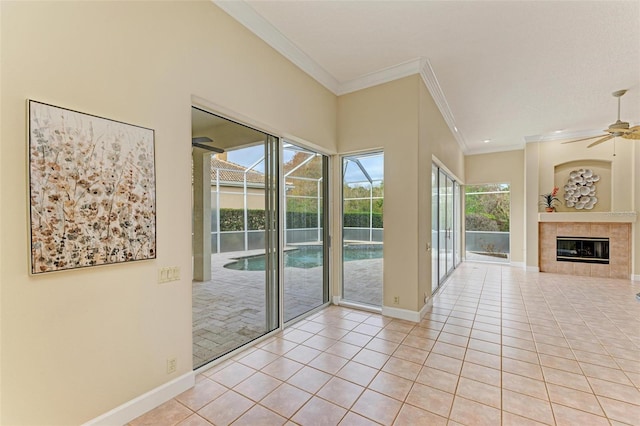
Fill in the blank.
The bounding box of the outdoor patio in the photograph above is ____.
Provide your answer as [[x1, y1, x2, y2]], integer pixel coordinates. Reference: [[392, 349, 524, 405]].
[[193, 250, 383, 368]]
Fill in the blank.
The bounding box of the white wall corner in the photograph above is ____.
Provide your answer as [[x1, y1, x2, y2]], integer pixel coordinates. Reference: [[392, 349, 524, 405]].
[[381, 305, 421, 323], [82, 372, 195, 426], [332, 295, 341, 305]]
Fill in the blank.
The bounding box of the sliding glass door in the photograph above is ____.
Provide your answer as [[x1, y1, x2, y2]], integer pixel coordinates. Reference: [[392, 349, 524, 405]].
[[191, 107, 279, 369], [432, 164, 459, 293], [342, 152, 384, 307], [282, 143, 329, 322]]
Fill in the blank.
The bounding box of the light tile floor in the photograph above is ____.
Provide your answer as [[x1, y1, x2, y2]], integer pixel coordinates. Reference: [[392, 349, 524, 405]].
[[133, 262, 640, 425]]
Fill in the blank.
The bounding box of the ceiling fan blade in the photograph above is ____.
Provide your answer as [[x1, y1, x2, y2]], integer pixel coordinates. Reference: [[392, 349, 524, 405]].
[[561, 134, 608, 144], [587, 135, 614, 148], [622, 132, 640, 140]]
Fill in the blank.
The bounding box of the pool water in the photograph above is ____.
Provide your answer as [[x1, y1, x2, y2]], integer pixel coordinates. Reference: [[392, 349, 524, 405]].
[[224, 244, 383, 271]]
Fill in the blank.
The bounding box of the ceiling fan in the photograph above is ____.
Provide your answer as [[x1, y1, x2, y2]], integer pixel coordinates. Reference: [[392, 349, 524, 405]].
[[562, 89, 640, 148]]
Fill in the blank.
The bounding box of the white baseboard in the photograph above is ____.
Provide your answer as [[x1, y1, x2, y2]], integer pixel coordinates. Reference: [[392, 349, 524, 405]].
[[632, 274, 640, 282], [510, 261, 525, 269], [82, 371, 195, 426], [526, 266, 540, 272], [381, 305, 420, 323], [332, 295, 341, 305]]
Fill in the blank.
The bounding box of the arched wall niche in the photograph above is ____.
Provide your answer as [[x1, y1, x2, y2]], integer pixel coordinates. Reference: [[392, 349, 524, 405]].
[[553, 159, 612, 212]]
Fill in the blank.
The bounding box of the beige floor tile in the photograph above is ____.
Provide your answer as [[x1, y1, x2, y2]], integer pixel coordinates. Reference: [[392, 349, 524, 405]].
[[467, 338, 501, 356], [176, 377, 227, 411], [368, 371, 413, 401], [283, 344, 322, 364], [501, 371, 548, 401], [376, 328, 408, 343], [351, 390, 402, 425], [382, 356, 422, 381], [538, 353, 581, 374], [546, 383, 603, 415], [432, 341, 466, 360], [233, 371, 282, 402], [551, 403, 609, 426], [292, 396, 347, 425], [309, 352, 349, 375], [460, 361, 501, 387], [198, 390, 253, 426], [231, 404, 287, 426], [340, 331, 374, 347], [401, 334, 435, 351], [209, 362, 257, 388], [260, 383, 312, 418], [580, 362, 634, 385], [259, 338, 299, 356], [261, 357, 304, 381], [449, 395, 501, 426], [393, 404, 447, 426], [303, 335, 338, 351], [317, 377, 365, 409], [352, 348, 390, 369], [416, 366, 460, 393], [405, 383, 454, 417], [502, 357, 543, 380], [287, 365, 331, 393], [502, 346, 540, 364], [502, 411, 549, 426], [392, 344, 428, 364], [338, 411, 380, 425], [336, 360, 379, 387], [424, 352, 463, 375], [588, 376, 640, 405], [130, 399, 193, 426], [502, 389, 554, 425], [465, 348, 501, 370], [596, 395, 640, 425], [455, 377, 501, 409], [238, 349, 278, 370], [436, 331, 470, 348], [176, 414, 214, 426], [326, 341, 365, 359], [365, 337, 400, 355]]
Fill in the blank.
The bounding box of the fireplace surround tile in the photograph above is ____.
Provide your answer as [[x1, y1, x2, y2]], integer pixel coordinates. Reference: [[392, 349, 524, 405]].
[[538, 222, 630, 279]]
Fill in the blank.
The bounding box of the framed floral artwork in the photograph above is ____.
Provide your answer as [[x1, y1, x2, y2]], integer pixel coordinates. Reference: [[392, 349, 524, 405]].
[[28, 100, 156, 274]]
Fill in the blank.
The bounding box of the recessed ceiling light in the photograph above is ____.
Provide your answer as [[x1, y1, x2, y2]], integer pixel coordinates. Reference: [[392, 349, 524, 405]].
[[554, 129, 565, 133], [483, 139, 491, 143], [454, 126, 458, 132]]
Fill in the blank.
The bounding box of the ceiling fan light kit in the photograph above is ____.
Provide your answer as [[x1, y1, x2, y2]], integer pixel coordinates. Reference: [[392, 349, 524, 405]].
[[561, 89, 639, 148]]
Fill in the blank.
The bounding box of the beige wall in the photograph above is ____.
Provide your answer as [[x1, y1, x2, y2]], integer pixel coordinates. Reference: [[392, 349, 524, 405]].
[[337, 76, 462, 313], [0, 1, 336, 424], [465, 150, 525, 264]]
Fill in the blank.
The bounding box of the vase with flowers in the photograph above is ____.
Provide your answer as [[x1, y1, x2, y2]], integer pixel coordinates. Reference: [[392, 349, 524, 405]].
[[540, 186, 560, 212]]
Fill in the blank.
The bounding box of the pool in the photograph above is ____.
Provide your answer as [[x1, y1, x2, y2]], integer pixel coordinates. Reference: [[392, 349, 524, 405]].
[[224, 244, 383, 271]]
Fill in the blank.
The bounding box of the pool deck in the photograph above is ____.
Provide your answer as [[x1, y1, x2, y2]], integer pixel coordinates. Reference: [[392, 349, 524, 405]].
[[193, 248, 382, 368]]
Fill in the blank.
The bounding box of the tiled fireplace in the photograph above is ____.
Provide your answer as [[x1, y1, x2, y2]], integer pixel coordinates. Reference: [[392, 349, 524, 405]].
[[539, 216, 632, 279]]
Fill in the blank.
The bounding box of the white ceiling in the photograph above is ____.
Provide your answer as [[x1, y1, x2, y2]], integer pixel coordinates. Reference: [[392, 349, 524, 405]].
[[215, 0, 640, 155]]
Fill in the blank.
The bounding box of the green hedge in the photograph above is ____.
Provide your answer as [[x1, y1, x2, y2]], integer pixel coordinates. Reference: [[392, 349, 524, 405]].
[[343, 212, 383, 228], [217, 208, 383, 231]]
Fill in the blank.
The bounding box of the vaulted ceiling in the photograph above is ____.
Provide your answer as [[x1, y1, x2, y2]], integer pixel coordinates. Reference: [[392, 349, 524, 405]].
[[215, 0, 640, 155]]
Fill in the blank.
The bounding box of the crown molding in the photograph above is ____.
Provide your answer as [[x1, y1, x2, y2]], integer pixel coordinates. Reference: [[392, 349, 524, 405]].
[[336, 58, 424, 95], [524, 128, 604, 144], [419, 59, 469, 153], [213, 0, 339, 93]]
